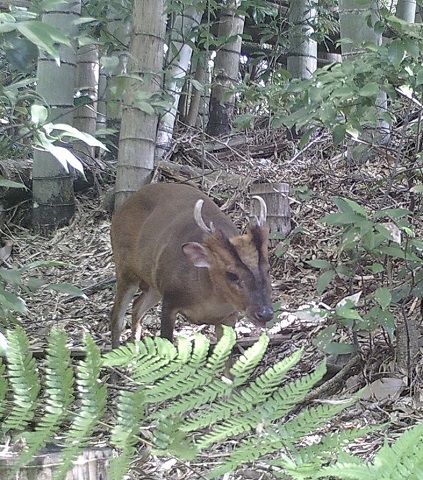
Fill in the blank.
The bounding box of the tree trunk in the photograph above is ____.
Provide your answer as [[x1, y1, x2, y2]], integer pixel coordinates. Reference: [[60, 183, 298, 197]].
[[206, 0, 245, 136], [184, 55, 208, 127], [74, 44, 99, 168], [395, 0, 416, 22], [287, 0, 317, 79], [155, 5, 203, 160], [339, 0, 390, 162], [32, 0, 80, 235], [114, 0, 166, 209]]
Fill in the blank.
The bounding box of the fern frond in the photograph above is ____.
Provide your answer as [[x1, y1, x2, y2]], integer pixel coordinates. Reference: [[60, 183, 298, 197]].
[[317, 462, 377, 480], [3, 325, 40, 433], [146, 330, 237, 416], [270, 427, 380, 479], [280, 397, 357, 443], [102, 337, 178, 379], [142, 335, 211, 403], [196, 359, 326, 450], [318, 422, 423, 480], [13, 328, 75, 473], [55, 333, 107, 479], [202, 325, 236, 373], [258, 360, 327, 421], [206, 374, 356, 477], [229, 333, 270, 387], [152, 415, 198, 460], [108, 387, 145, 480], [184, 348, 303, 433]]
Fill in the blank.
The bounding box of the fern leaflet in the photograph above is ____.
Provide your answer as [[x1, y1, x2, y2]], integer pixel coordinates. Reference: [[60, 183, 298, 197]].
[[229, 333, 269, 387], [55, 333, 107, 479], [3, 325, 40, 433], [13, 328, 75, 474], [109, 387, 145, 480], [184, 348, 304, 432]]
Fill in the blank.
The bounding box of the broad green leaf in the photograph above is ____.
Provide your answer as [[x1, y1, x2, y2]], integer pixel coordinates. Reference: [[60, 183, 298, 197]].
[[47, 124, 107, 150], [374, 287, 391, 310], [306, 259, 332, 269], [16, 22, 64, 62], [0, 268, 22, 285], [0, 290, 27, 315], [358, 82, 380, 98], [0, 13, 16, 23], [369, 263, 384, 274], [319, 341, 356, 355], [416, 69, 423, 87], [316, 270, 335, 295], [333, 124, 347, 145], [31, 104, 48, 125], [190, 79, 204, 91], [137, 101, 155, 115], [378, 246, 406, 259], [26, 278, 48, 292], [45, 283, 87, 298], [44, 144, 84, 174], [0, 178, 26, 189], [410, 184, 423, 193], [340, 198, 368, 218], [336, 303, 362, 321], [373, 208, 411, 219], [19, 260, 66, 272], [387, 39, 405, 67], [321, 212, 365, 226]]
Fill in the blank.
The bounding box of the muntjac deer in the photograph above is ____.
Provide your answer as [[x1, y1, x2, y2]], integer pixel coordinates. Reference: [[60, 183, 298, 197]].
[[110, 183, 273, 348]]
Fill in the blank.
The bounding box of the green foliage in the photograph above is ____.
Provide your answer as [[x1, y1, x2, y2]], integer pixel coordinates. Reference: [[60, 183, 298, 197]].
[[0, 326, 369, 479], [235, 9, 423, 148], [306, 195, 423, 355], [0, 256, 86, 332], [315, 422, 423, 480]]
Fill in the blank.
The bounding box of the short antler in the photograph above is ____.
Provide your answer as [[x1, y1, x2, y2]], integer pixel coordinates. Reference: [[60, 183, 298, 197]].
[[194, 199, 215, 233], [251, 195, 267, 226]]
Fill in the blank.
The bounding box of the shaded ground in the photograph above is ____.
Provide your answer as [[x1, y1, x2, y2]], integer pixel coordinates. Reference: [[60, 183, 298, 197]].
[[2, 125, 422, 478]]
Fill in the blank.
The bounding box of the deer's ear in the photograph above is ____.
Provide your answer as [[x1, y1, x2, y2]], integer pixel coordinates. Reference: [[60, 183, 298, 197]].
[[182, 242, 210, 268]]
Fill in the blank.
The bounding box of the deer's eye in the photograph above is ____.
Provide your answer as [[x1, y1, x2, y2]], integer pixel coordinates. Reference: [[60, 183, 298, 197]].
[[226, 271, 240, 283]]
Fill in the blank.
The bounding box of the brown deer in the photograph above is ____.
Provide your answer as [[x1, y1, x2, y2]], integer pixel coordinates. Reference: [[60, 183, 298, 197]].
[[110, 183, 273, 348]]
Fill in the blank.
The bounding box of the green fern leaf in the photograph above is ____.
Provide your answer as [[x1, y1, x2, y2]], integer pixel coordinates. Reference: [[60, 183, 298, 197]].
[[13, 328, 75, 474], [144, 335, 211, 403], [318, 422, 423, 480], [317, 462, 377, 479], [152, 415, 198, 460], [229, 333, 269, 387], [270, 427, 380, 479], [105, 338, 178, 382], [3, 325, 40, 433], [196, 357, 325, 450], [280, 398, 357, 442], [109, 387, 145, 480], [55, 334, 107, 479], [140, 335, 212, 404], [185, 348, 303, 433], [207, 373, 356, 477], [147, 330, 237, 416], [257, 361, 327, 422], [203, 325, 236, 373]]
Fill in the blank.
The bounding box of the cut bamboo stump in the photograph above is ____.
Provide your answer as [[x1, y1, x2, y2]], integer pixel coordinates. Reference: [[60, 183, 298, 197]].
[[249, 182, 291, 245], [0, 447, 114, 479]]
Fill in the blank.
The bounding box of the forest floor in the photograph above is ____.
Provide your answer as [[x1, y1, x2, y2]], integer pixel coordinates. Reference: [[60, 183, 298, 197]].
[[3, 125, 423, 478]]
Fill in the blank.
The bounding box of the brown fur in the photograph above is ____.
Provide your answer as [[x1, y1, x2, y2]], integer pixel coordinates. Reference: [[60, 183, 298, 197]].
[[110, 183, 273, 348]]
